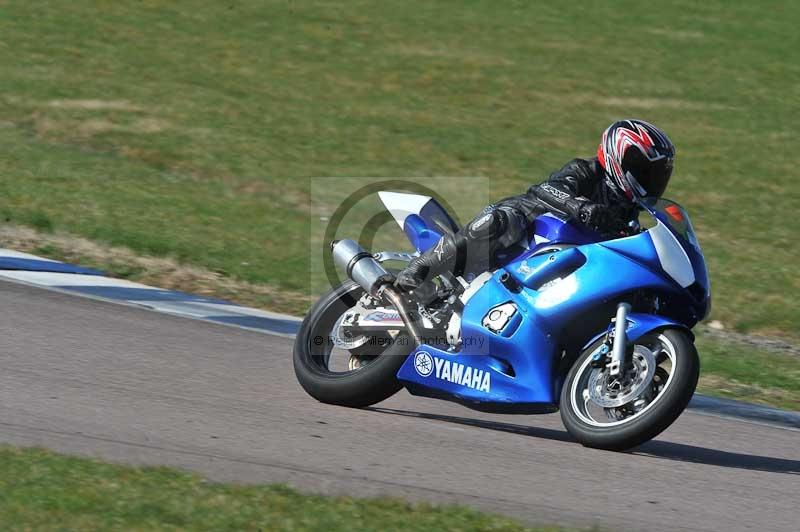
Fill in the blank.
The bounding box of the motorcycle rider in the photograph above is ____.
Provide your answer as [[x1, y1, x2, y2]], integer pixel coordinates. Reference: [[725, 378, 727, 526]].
[[395, 119, 676, 291]]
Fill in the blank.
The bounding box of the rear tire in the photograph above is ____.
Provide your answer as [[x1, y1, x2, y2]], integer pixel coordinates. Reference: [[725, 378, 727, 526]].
[[560, 328, 699, 451], [293, 281, 414, 408]]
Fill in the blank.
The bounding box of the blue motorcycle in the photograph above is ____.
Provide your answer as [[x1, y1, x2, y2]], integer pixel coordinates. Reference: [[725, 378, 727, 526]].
[[294, 191, 710, 450]]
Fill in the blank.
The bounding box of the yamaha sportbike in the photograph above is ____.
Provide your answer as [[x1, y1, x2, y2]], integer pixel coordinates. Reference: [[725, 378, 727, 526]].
[[294, 192, 710, 450]]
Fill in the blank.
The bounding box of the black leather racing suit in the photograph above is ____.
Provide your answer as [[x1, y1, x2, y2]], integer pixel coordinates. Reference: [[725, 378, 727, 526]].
[[395, 157, 639, 290]]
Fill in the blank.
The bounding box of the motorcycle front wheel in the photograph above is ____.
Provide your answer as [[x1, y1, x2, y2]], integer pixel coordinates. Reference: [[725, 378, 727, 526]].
[[560, 328, 699, 451], [293, 280, 414, 408]]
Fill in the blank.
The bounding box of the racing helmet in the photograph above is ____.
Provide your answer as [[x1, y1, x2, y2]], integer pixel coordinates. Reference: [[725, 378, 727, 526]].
[[598, 119, 675, 201]]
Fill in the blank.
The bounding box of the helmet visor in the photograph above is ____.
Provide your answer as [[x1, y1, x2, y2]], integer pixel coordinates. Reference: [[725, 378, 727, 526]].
[[623, 148, 673, 198]]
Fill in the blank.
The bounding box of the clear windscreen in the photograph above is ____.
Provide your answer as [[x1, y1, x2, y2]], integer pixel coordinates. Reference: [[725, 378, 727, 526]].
[[640, 197, 699, 249]]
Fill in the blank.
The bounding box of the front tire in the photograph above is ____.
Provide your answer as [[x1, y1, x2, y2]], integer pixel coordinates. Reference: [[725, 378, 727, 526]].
[[293, 281, 414, 408], [560, 328, 699, 451]]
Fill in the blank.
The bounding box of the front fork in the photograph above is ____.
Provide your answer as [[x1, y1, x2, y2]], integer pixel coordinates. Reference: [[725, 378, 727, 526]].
[[608, 303, 631, 376], [592, 302, 631, 376]]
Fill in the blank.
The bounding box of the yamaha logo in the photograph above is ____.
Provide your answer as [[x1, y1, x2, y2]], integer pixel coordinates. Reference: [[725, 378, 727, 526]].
[[413, 351, 434, 377], [411, 352, 492, 393]]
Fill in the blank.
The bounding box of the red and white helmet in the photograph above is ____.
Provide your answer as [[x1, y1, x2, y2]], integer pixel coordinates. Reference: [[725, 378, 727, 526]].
[[598, 119, 675, 201]]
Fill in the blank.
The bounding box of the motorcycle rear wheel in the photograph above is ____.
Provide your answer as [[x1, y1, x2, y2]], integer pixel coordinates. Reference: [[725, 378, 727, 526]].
[[293, 280, 414, 408], [560, 328, 699, 451]]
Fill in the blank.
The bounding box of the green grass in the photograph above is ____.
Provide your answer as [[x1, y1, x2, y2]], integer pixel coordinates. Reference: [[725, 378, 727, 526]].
[[0, 447, 563, 532], [696, 334, 800, 410], [0, 0, 798, 337]]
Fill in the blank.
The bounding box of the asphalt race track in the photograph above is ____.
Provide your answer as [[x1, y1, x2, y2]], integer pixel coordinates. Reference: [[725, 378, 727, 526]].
[[1, 279, 797, 531]]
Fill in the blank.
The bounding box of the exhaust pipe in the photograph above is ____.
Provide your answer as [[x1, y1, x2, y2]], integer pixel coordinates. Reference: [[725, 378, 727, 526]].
[[331, 239, 395, 297], [380, 285, 424, 346], [331, 239, 423, 346]]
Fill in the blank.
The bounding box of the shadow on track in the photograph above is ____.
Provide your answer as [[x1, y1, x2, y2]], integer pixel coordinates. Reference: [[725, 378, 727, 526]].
[[634, 440, 800, 475], [369, 407, 800, 475], [369, 406, 573, 442]]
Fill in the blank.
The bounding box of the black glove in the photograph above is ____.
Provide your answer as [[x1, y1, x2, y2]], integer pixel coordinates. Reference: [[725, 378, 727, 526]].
[[578, 203, 610, 229], [606, 205, 640, 236]]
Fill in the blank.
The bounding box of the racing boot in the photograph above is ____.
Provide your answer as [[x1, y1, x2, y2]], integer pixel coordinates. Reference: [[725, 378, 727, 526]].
[[395, 232, 465, 292]]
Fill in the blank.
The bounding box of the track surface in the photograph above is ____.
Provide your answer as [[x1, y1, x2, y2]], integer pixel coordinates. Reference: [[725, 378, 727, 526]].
[[1, 280, 797, 531]]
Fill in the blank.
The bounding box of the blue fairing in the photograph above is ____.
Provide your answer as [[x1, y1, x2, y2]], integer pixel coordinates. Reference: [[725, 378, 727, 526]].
[[392, 199, 709, 413], [532, 213, 603, 247], [402, 198, 459, 253], [403, 214, 443, 253]]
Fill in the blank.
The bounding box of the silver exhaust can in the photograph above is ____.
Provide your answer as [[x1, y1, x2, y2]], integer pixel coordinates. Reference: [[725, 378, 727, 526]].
[[331, 239, 394, 296]]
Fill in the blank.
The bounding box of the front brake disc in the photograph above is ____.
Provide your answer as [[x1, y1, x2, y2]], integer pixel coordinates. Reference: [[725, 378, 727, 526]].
[[588, 346, 657, 408]]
